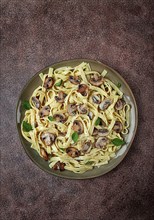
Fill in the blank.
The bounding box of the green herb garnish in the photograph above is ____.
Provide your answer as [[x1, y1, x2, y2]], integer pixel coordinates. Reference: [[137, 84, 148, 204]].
[[112, 138, 126, 146], [48, 116, 54, 121], [72, 131, 79, 143], [55, 79, 63, 86], [117, 82, 121, 88], [85, 161, 94, 165], [22, 100, 31, 110], [95, 117, 101, 126], [23, 121, 33, 132]]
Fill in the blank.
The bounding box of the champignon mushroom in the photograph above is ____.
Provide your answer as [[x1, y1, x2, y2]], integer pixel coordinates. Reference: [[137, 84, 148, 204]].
[[41, 132, 56, 146], [88, 111, 93, 119], [99, 99, 112, 110], [82, 141, 92, 153], [53, 161, 65, 171], [55, 91, 67, 103], [89, 73, 104, 86], [43, 76, 54, 89], [113, 121, 123, 133], [115, 99, 125, 111], [77, 84, 89, 96], [32, 97, 41, 109], [92, 94, 101, 104], [66, 147, 80, 158], [67, 104, 77, 116], [53, 114, 66, 123], [69, 75, 81, 85], [95, 137, 109, 148], [72, 120, 84, 134], [98, 129, 109, 136], [92, 128, 98, 136], [77, 104, 88, 114], [39, 105, 50, 117], [40, 148, 49, 161]]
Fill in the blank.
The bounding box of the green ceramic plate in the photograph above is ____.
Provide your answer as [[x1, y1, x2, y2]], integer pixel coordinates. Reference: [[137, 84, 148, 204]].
[[16, 59, 138, 179]]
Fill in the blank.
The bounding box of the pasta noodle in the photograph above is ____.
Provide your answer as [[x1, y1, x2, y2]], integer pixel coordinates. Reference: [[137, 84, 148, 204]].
[[21, 62, 130, 173]]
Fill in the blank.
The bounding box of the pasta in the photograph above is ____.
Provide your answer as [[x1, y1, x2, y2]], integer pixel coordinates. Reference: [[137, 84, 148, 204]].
[[21, 62, 130, 173]]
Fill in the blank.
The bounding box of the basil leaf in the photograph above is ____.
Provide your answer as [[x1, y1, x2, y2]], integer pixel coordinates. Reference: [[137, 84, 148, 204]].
[[48, 116, 54, 121], [112, 138, 126, 146], [85, 161, 94, 165], [72, 131, 79, 143], [117, 82, 121, 88], [55, 79, 63, 86], [95, 117, 101, 126], [22, 100, 31, 110], [23, 121, 33, 132]]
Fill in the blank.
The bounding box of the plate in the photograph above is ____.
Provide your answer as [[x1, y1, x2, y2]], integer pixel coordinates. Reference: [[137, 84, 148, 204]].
[[16, 59, 138, 179]]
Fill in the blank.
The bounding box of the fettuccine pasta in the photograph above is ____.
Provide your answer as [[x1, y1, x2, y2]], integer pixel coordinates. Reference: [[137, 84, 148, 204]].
[[21, 62, 130, 173]]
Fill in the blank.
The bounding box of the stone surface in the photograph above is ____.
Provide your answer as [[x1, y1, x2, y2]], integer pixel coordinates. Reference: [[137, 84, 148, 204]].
[[1, 0, 154, 220]]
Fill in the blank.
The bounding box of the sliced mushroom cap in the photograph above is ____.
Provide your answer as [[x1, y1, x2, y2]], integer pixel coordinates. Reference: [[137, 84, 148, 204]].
[[77, 84, 89, 96], [53, 114, 66, 123], [92, 128, 98, 136], [98, 129, 109, 136], [115, 99, 125, 111], [89, 73, 104, 86], [32, 97, 41, 109], [72, 120, 84, 134], [66, 147, 80, 158], [92, 95, 101, 104], [41, 132, 56, 146], [69, 75, 81, 85], [67, 104, 77, 116], [88, 111, 93, 120], [53, 161, 65, 171], [95, 137, 109, 148], [40, 148, 49, 161], [39, 105, 50, 117], [99, 99, 112, 110], [113, 121, 123, 133], [55, 91, 67, 103], [77, 104, 88, 114], [43, 77, 54, 89], [82, 141, 92, 153]]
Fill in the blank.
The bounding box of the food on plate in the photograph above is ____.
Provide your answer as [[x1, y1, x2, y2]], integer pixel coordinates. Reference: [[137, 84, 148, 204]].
[[21, 62, 130, 173]]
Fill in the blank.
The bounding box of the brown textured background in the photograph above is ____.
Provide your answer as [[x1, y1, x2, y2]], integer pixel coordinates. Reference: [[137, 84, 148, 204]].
[[1, 0, 154, 220]]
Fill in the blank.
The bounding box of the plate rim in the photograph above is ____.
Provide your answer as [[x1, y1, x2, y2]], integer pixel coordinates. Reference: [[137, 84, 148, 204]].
[[16, 58, 138, 179]]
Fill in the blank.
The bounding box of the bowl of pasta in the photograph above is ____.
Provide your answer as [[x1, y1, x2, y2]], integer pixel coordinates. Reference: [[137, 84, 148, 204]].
[[16, 59, 138, 179]]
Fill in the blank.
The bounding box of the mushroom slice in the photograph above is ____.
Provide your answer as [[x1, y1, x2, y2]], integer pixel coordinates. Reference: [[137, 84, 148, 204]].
[[92, 128, 98, 136], [55, 91, 67, 103], [115, 99, 125, 111], [40, 148, 49, 161], [99, 99, 112, 110], [77, 84, 89, 96], [53, 114, 66, 123], [39, 105, 50, 117], [67, 104, 77, 116], [53, 161, 65, 171], [41, 132, 56, 146], [82, 141, 92, 153], [98, 129, 109, 137], [89, 73, 104, 86], [95, 137, 109, 148], [66, 147, 80, 158], [69, 75, 81, 85], [43, 76, 54, 89], [88, 111, 93, 119], [113, 121, 123, 133], [32, 97, 41, 109], [77, 104, 88, 114], [72, 120, 84, 134], [92, 94, 101, 104]]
